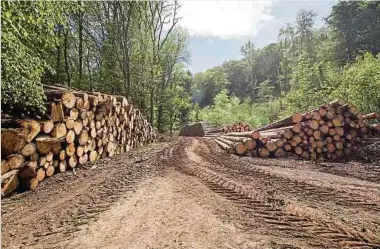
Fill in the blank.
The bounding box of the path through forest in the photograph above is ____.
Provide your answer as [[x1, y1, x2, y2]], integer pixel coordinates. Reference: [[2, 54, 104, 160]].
[[2, 137, 380, 249]]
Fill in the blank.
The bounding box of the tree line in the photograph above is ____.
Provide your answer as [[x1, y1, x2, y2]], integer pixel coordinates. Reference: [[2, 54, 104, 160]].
[[192, 1, 380, 127], [2, 1, 380, 132], [1, 1, 191, 133]]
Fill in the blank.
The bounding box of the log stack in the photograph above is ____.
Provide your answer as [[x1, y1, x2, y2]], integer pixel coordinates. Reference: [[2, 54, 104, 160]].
[[208, 122, 251, 134], [214, 99, 379, 161], [1, 85, 156, 197]]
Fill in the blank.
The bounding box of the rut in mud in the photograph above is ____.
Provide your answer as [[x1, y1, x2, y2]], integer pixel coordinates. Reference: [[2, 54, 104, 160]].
[[2, 137, 380, 249]]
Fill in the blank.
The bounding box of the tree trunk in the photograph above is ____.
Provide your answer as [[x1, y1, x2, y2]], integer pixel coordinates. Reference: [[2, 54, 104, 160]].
[[149, 88, 154, 125], [64, 29, 71, 87], [78, 1, 83, 82], [56, 31, 61, 84]]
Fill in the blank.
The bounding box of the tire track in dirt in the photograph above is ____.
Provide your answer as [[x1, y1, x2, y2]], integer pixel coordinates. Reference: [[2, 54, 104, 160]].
[[171, 137, 380, 249], [201, 138, 380, 211], [1, 142, 177, 249]]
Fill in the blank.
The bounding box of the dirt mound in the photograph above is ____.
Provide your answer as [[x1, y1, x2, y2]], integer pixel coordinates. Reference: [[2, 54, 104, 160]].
[[179, 123, 205, 137]]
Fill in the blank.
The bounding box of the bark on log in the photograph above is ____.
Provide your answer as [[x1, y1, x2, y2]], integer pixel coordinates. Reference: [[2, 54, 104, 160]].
[[256, 113, 302, 132], [18, 161, 38, 179], [363, 112, 380, 120], [215, 139, 234, 154], [223, 131, 260, 140]]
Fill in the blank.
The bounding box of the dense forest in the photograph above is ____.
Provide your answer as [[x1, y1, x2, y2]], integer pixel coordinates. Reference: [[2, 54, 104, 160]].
[[2, 1, 191, 133], [2, 1, 380, 132]]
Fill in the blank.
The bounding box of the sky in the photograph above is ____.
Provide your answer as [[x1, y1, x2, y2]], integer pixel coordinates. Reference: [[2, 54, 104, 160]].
[[178, 0, 338, 73]]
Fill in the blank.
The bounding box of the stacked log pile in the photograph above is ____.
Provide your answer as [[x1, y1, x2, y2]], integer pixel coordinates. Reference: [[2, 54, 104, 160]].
[[208, 122, 251, 134], [1, 85, 156, 197], [215, 99, 379, 160]]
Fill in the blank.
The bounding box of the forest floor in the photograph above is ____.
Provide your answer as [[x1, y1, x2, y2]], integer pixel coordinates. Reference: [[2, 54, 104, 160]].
[[2, 137, 380, 249]]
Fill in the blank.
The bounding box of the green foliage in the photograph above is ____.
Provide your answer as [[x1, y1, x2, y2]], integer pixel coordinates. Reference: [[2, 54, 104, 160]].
[[1, 1, 190, 133], [193, 1, 380, 126], [1, 1, 66, 113], [2, 0, 379, 131], [334, 53, 380, 113], [327, 1, 380, 62], [192, 66, 229, 107], [196, 90, 281, 129]]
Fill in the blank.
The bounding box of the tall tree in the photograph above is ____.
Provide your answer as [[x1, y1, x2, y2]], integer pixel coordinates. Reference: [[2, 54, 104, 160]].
[[327, 1, 380, 62]]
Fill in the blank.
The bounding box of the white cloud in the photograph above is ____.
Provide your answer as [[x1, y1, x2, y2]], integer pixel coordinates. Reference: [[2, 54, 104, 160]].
[[178, 0, 274, 39]]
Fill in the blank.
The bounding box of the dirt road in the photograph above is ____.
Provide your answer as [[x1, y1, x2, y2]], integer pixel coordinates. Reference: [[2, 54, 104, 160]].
[[2, 137, 380, 248]]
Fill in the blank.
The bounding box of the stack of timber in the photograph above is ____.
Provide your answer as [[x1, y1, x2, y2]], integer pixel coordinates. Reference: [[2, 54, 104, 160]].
[[1, 85, 156, 197], [208, 122, 251, 134], [215, 99, 379, 160]]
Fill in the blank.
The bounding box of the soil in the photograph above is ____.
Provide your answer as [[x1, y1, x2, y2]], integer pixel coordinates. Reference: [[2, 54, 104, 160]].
[[2, 137, 380, 249]]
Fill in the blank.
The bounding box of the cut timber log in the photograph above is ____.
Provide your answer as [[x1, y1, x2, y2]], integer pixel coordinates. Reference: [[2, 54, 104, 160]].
[[68, 155, 78, 168], [223, 131, 260, 140], [258, 148, 270, 158], [42, 120, 54, 133], [22, 178, 38, 190], [1, 128, 28, 156], [1, 160, 9, 175], [256, 113, 303, 132], [36, 168, 46, 182], [73, 120, 83, 135], [2, 119, 41, 143], [21, 143, 36, 157], [49, 102, 65, 122], [66, 130, 76, 144], [1, 170, 19, 197], [6, 154, 25, 170], [89, 151, 98, 162], [220, 136, 257, 150], [66, 143, 76, 157], [46, 166, 55, 177], [216, 137, 246, 155], [363, 112, 380, 120], [35, 136, 64, 154], [66, 118, 75, 130], [45, 90, 76, 109], [215, 139, 234, 154], [51, 123, 67, 139], [59, 161, 67, 172]]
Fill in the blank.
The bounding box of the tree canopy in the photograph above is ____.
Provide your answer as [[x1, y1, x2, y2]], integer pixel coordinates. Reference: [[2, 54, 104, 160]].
[[191, 1, 380, 127], [1, 1, 191, 133], [2, 0, 379, 131]]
